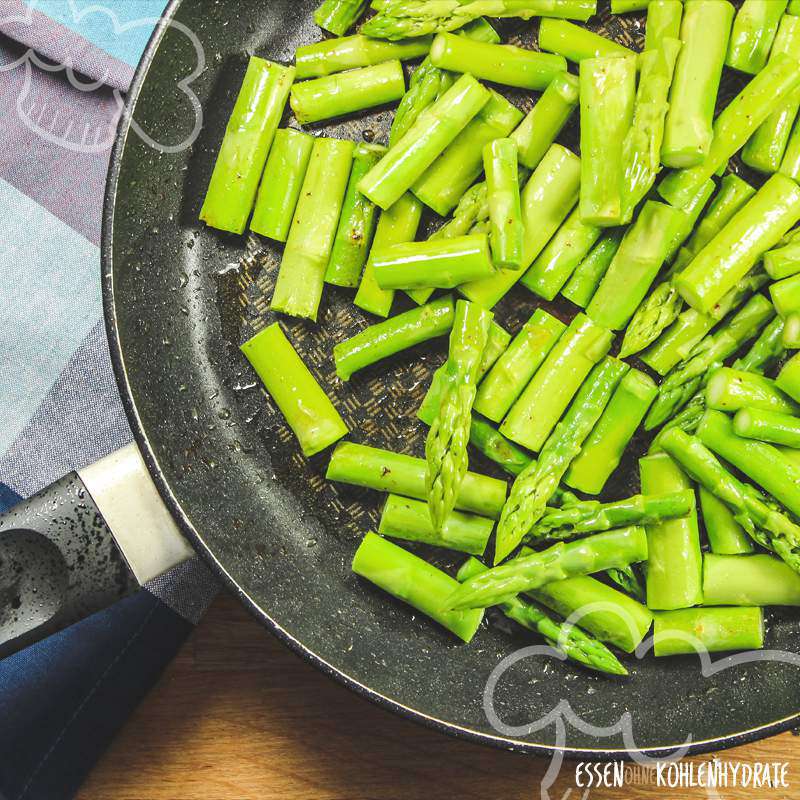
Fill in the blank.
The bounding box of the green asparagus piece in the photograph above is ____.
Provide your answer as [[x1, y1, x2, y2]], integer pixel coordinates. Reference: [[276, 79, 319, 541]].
[[605, 565, 646, 602], [359, 73, 490, 210], [355, 192, 423, 317], [640, 452, 703, 610], [777, 352, 800, 402], [448, 526, 649, 610], [659, 427, 800, 573], [645, 295, 774, 430], [327, 441, 507, 518], [352, 532, 484, 641], [734, 407, 800, 450], [325, 143, 384, 288], [726, 0, 788, 75], [474, 310, 565, 423], [532, 573, 653, 653], [467, 416, 533, 477], [539, 18, 636, 62], [521, 208, 602, 301], [250, 128, 314, 242], [561, 232, 623, 308], [379, 494, 493, 554], [429, 32, 567, 90], [460, 144, 581, 308], [771, 273, 800, 317], [620, 38, 682, 222], [579, 55, 638, 227], [413, 91, 523, 216], [295, 35, 432, 79], [587, 201, 684, 331], [373, 234, 495, 290], [764, 236, 800, 280], [706, 367, 800, 415], [271, 138, 354, 321], [780, 116, 800, 181], [698, 408, 800, 519], [484, 139, 524, 271], [362, 0, 597, 40], [704, 553, 800, 606], [510, 71, 580, 170], [456, 557, 628, 674], [662, 178, 717, 262], [644, 0, 683, 51], [675, 175, 800, 314], [240, 323, 348, 457], [200, 57, 295, 234], [335, 295, 455, 380], [659, 52, 800, 208], [565, 369, 658, 494], [699, 487, 754, 554], [734, 314, 787, 373], [529, 490, 693, 541], [501, 313, 614, 453], [426, 300, 493, 531], [784, 311, 800, 348], [314, 0, 369, 35], [496, 357, 627, 562], [742, 15, 800, 174], [653, 607, 764, 655], [619, 281, 684, 359], [648, 386, 709, 453]]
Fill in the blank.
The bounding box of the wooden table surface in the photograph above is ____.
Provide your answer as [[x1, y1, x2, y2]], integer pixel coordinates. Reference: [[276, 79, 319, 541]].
[[77, 592, 798, 800]]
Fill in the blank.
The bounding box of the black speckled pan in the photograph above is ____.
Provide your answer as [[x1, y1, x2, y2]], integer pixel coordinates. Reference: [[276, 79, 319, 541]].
[[103, 0, 800, 757]]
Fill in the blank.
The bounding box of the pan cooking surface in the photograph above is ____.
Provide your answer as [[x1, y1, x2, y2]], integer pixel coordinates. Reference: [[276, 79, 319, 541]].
[[104, 0, 800, 755]]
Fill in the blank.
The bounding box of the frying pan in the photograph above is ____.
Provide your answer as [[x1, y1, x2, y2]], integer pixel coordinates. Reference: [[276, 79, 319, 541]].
[[2, 0, 800, 759]]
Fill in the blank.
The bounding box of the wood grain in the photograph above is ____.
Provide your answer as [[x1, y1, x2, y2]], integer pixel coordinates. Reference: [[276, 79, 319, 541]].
[[77, 593, 799, 800]]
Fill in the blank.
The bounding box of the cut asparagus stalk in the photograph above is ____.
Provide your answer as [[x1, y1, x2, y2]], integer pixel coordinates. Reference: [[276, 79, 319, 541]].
[[742, 15, 800, 174], [521, 207, 602, 301], [447, 526, 649, 610], [501, 313, 614, 453], [412, 91, 523, 216], [335, 295, 455, 380], [644, 0, 683, 51], [468, 416, 533, 477], [653, 607, 764, 656], [639, 453, 703, 610], [675, 174, 800, 314], [474, 309, 566, 423], [565, 368, 657, 494], [777, 352, 800, 402], [379, 495, 493, 555], [457, 557, 628, 675], [734, 407, 800, 450], [539, 18, 636, 62], [771, 273, 800, 317], [460, 144, 581, 308], [587, 201, 684, 330], [352, 532, 484, 641], [764, 234, 800, 280], [250, 128, 314, 242], [271, 138, 355, 321], [532, 574, 653, 653], [784, 311, 800, 348], [429, 31, 567, 90], [699, 488, 754, 555], [704, 553, 800, 606], [561, 231, 623, 308], [780, 116, 800, 181], [496, 357, 627, 561], [295, 35, 432, 79], [579, 55, 638, 227], [706, 367, 800, 415], [325, 143, 385, 288], [359, 73, 491, 210], [355, 192, 423, 317], [484, 138, 524, 271], [200, 57, 295, 234], [726, 0, 788, 75], [659, 52, 800, 208], [734, 314, 787, 374], [510, 71, 580, 170], [662, 178, 717, 262], [240, 323, 348, 457], [327, 441, 507, 518], [314, 0, 369, 35]]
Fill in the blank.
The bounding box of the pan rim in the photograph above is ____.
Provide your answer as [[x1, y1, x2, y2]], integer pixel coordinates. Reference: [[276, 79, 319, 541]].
[[100, 0, 800, 760]]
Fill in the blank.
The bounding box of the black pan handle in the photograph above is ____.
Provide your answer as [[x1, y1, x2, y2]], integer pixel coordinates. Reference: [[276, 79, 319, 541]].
[[0, 445, 194, 659]]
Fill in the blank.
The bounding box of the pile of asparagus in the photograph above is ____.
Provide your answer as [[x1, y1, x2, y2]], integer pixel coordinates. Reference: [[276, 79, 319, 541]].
[[204, 0, 800, 676]]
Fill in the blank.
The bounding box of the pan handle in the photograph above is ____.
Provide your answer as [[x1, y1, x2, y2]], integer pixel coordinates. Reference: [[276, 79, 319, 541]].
[[0, 444, 194, 659]]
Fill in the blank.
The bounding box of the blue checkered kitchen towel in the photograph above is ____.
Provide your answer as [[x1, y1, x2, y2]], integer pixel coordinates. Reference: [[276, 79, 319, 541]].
[[0, 3, 219, 798]]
